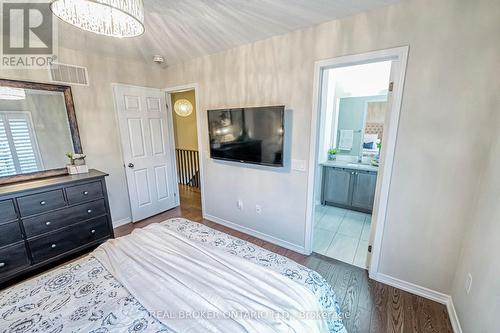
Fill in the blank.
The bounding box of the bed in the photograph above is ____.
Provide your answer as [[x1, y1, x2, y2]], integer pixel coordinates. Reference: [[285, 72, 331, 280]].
[[0, 218, 347, 333]]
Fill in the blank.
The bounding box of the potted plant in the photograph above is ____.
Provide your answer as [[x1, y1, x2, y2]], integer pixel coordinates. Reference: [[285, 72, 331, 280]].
[[66, 152, 86, 165], [66, 153, 88, 174], [327, 148, 337, 161]]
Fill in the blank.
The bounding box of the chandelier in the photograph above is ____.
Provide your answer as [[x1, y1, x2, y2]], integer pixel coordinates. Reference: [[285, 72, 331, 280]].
[[50, 0, 145, 38]]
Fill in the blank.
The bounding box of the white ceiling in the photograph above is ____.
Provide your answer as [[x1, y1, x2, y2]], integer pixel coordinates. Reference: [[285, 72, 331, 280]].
[[58, 0, 402, 66]]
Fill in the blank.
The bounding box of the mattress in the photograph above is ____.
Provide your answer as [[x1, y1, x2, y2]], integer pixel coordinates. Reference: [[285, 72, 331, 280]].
[[0, 218, 347, 333]]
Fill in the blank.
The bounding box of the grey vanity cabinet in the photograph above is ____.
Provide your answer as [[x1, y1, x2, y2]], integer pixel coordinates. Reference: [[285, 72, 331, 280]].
[[351, 170, 377, 211], [322, 167, 352, 206], [322, 166, 377, 213]]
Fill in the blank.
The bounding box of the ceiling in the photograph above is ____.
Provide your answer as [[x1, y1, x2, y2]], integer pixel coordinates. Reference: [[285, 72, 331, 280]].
[[58, 0, 402, 66]]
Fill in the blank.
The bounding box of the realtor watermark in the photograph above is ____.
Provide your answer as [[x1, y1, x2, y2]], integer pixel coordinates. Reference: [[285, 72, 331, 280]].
[[0, 0, 58, 69]]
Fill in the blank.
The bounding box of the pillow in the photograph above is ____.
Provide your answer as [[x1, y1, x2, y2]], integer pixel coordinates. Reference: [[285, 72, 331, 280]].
[[363, 142, 374, 149]]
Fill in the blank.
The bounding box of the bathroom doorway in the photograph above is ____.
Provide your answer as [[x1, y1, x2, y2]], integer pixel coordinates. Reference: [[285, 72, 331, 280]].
[[305, 47, 408, 276]]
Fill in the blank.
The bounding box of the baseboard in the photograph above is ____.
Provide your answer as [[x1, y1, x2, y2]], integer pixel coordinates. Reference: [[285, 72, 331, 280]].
[[204, 214, 307, 255], [112, 217, 132, 228], [446, 297, 463, 333], [371, 272, 462, 332]]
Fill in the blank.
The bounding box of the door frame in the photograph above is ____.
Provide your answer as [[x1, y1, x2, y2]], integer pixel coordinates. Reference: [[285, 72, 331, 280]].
[[305, 46, 409, 278], [163, 83, 206, 218], [111, 83, 180, 222]]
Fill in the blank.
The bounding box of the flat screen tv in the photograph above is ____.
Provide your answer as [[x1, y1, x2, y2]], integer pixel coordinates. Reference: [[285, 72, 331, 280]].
[[208, 106, 284, 167]]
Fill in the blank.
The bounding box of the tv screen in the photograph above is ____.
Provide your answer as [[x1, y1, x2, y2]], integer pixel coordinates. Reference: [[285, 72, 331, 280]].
[[208, 106, 284, 167]]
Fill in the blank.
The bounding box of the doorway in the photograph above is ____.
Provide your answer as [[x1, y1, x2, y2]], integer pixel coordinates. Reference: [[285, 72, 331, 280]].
[[165, 85, 205, 219], [305, 47, 408, 276]]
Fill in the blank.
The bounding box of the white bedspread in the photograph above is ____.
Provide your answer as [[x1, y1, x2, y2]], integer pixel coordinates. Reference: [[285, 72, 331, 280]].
[[93, 224, 329, 333]]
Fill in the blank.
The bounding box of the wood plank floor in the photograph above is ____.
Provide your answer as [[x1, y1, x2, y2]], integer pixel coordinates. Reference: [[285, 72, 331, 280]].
[[115, 185, 453, 333]]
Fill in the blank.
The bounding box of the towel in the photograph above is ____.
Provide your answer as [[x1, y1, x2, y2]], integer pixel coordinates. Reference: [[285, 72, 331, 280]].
[[338, 129, 354, 150]]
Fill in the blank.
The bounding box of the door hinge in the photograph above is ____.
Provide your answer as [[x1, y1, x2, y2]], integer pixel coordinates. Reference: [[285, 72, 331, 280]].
[[388, 81, 394, 92], [368, 245, 372, 253]]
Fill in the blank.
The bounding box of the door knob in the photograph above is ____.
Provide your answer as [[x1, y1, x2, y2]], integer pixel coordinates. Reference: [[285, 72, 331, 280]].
[[128, 163, 134, 168]]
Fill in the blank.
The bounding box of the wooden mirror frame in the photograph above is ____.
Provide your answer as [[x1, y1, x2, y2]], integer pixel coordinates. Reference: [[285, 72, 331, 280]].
[[0, 79, 82, 185]]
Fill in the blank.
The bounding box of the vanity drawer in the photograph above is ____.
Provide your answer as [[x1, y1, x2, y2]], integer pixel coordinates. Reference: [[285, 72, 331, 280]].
[[65, 181, 103, 205], [0, 222, 23, 247], [29, 216, 110, 264], [0, 242, 30, 279], [0, 199, 17, 223], [22, 200, 107, 238], [17, 189, 66, 217]]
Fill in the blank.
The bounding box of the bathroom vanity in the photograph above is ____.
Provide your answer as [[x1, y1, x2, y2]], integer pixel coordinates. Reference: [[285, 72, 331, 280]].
[[321, 161, 378, 213]]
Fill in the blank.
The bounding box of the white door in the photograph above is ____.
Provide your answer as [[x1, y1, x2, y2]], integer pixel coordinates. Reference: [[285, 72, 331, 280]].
[[113, 84, 178, 222]]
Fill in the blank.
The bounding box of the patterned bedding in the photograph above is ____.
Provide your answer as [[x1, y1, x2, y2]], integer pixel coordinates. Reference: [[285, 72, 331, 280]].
[[0, 218, 346, 333]]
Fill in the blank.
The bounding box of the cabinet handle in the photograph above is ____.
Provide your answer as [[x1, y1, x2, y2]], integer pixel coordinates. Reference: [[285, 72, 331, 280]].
[[83, 191, 89, 195], [45, 221, 51, 226], [87, 209, 92, 214], [91, 229, 96, 234], [0, 262, 5, 268], [51, 244, 56, 249], [351, 172, 355, 175], [40, 201, 46, 205]]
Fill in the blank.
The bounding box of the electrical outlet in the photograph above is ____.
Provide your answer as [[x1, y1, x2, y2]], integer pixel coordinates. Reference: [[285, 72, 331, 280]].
[[255, 205, 262, 214], [465, 273, 472, 294], [236, 200, 243, 210]]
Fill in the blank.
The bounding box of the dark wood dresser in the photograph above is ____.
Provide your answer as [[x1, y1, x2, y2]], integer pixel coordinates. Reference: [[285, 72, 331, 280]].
[[0, 169, 114, 285]]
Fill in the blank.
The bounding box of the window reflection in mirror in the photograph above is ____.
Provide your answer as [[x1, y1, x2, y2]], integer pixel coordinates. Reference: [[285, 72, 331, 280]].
[[0, 87, 74, 177]]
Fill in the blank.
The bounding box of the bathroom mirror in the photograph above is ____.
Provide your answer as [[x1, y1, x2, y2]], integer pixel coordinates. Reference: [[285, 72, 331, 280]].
[[335, 96, 387, 158], [0, 79, 81, 184]]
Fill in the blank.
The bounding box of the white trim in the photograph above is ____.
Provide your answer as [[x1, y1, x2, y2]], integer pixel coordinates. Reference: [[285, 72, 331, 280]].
[[305, 47, 409, 278], [112, 217, 132, 228], [371, 272, 449, 304], [204, 214, 307, 255], [163, 83, 207, 218], [371, 272, 462, 333], [446, 297, 463, 333]]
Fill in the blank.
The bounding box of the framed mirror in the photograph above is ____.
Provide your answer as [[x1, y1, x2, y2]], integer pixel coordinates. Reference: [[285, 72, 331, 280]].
[[0, 79, 81, 184]]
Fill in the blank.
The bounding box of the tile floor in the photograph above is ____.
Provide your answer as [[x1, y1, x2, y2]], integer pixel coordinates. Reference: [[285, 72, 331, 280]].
[[313, 204, 371, 268]]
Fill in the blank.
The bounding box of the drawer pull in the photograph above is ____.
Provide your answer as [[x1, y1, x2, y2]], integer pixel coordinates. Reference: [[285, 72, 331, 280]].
[[51, 244, 56, 249], [91, 229, 96, 234], [83, 191, 89, 195], [45, 221, 52, 226], [40, 201, 46, 205], [87, 209, 92, 214], [0, 262, 5, 268]]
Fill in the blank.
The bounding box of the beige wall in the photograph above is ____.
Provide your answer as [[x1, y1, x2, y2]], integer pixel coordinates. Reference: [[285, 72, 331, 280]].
[[451, 112, 500, 332], [366, 101, 386, 124], [171, 90, 198, 151], [0, 47, 167, 225], [163, 0, 500, 295]]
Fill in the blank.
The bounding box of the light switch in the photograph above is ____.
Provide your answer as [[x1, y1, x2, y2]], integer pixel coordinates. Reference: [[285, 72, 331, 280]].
[[291, 159, 307, 172]]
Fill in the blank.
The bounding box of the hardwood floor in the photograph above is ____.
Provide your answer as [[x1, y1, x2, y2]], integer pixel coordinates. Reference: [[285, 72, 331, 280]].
[[115, 185, 453, 333]]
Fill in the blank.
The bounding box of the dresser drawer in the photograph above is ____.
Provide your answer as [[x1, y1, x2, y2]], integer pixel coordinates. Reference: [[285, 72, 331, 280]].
[[65, 181, 103, 205], [0, 222, 23, 247], [0, 199, 17, 223], [22, 200, 107, 238], [29, 216, 110, 264], [17, 189, 66, 217], [0, 242, 30, 278]]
